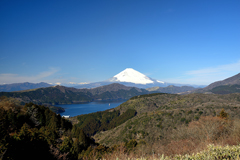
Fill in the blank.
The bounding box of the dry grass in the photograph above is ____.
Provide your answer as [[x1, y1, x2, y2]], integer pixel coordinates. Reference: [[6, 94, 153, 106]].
[[97, 144, 240, 160], [93, 116, 240, 160]]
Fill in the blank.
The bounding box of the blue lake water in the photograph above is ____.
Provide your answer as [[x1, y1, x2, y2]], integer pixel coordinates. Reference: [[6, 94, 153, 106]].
[[56, 100, 126, 117]]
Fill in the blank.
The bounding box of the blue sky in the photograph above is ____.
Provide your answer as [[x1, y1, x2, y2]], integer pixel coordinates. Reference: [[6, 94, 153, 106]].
[[0, 0, 239, 85]]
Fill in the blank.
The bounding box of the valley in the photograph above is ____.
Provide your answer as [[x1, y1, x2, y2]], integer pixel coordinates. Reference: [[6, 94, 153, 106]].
[[1, 1, 239, 159], [0, 83, 199, 106], [1, 72, 240, 159]]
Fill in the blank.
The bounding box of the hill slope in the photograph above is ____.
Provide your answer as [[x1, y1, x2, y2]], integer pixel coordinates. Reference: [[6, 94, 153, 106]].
[[146, 85, 196, 94], [191, 72, 240, 94], [211, 84, 240, 94], [0, 83, 150, 105], [0, 97, 98, 160], [93, 93, 240, 147], [206, 73, 240, 90]]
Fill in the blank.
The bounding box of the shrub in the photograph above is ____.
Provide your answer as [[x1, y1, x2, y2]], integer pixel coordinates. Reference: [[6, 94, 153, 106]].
[[218, 108, 229, 119]]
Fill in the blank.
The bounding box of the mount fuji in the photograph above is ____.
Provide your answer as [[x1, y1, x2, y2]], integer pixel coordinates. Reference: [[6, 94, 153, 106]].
[[107, 68, 164, 85], [75, 68, 196, 89]]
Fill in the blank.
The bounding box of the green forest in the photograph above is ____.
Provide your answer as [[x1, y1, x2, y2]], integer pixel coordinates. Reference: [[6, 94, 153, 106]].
[[0, 85, 150, 105], [76, 108, 137, 136], [1, 92, 240, 159], [0, 97, 103, 160]]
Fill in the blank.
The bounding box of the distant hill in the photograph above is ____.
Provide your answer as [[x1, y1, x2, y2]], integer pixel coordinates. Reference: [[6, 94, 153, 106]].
[[0, 83, 150, 105], [0, 82, 52, 92], [205, 73, 240, 90], [146, 85, 196, 94], [211, 84, 240, 94], [190, 73, 240, 94]]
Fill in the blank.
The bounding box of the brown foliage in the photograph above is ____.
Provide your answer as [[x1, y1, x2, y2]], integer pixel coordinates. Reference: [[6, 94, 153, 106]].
[[188, 116, 230, 142], [50, 145, 69, 160], [164, 139, 198, 155]]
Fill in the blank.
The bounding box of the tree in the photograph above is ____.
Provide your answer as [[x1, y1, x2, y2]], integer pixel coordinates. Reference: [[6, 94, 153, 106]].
[[125, 139, 138, 151], [218, 108, 228, 119], [3, 123, 55, 160], [60, 137, 73, 153], [70, 138, 80, 159]]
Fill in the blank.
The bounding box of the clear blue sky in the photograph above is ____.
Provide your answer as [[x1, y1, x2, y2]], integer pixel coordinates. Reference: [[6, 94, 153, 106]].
[[0, 0, 239, 85]]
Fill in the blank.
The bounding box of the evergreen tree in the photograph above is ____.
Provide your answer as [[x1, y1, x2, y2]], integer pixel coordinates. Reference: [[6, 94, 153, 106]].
[[60, 137, 73, 153], [3, 123, 55, 160], [79, 129, 90, 149], [70, 138, 80, 159]]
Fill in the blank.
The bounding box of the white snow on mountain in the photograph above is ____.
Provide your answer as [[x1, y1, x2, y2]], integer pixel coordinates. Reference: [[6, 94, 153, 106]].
[[75, 68, 205, 89], [157, 80, 164, 84], [109, 68, 156, 84]]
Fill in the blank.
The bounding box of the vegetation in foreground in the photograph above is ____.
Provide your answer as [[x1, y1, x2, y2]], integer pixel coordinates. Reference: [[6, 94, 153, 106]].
[[1, 92, 240, 159], [0, 96, 96, 160], [91, 93, 240, 159], [94, 93, 240, 146], [94, 144, 240, 160]]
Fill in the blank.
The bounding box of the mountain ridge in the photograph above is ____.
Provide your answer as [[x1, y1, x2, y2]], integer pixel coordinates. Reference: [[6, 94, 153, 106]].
[[0, 83, 150, 105], [191, 72, 240, 94], [205, 73, 240, 90], [75, 68, 205, 89], [0, 82, 52, 92]]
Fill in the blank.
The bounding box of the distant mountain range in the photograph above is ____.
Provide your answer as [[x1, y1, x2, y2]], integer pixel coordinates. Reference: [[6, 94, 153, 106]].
[[0, 82, 52, 92], [75, 68, 205, 89], [0, 83, 151, 105], [1, 72, 240, 106], [191, 73, 240, 94], [0, 68, 205, 92], [1, 69, 239, 96]]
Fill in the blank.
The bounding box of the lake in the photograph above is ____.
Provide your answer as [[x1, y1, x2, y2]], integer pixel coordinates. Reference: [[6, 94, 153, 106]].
[[56, 100, 126, 117]]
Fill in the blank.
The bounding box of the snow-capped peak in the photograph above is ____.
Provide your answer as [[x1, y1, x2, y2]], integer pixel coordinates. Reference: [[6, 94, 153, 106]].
[[157, 80, 164, 84], [110, 68, 154, 84]]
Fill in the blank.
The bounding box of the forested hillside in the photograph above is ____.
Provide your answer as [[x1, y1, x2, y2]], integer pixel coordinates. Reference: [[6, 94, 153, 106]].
[[191, 72, 240, 94], [91, 93, 240, 158], [0, 96, 98, 160], [2, 92, 240, 159], [0, 84, 150, 105], [146, 85, 196, 94], [211, 84, 240, 94], [75, 108, 137, 136]]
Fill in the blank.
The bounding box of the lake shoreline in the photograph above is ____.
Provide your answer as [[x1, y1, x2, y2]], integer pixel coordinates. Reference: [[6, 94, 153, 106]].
[[54, 100, 126, 117], [44, 98, 128, 106]]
